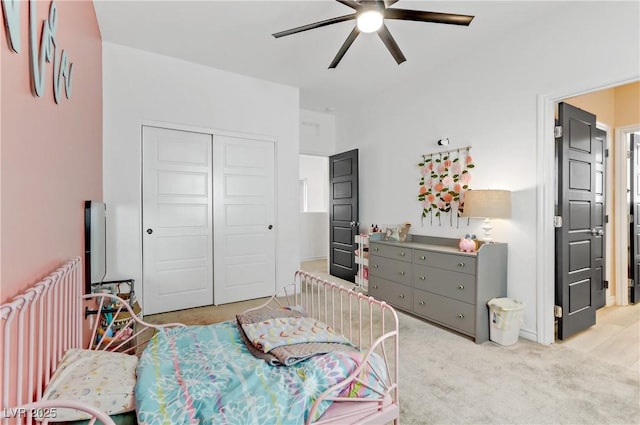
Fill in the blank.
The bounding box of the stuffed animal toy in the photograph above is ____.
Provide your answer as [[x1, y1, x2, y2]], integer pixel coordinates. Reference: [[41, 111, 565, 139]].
[[459, 234, 477, 252]]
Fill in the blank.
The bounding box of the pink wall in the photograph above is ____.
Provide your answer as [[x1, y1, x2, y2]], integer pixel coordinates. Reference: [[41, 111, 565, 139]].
[[0, 0, 102, 303]]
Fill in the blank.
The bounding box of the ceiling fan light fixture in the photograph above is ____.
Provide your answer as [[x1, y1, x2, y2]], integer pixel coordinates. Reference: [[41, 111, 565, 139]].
[[356, 10, 383, 33]]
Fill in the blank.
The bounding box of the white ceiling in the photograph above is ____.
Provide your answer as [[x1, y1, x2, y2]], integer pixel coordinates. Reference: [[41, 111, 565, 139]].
[[94, 1, 560, 112]]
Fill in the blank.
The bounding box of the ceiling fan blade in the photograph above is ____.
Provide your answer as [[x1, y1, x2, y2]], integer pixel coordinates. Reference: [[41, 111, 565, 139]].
[[377, 24, 406, 65], [335, 0, 362, 10], [329, 27, 360, 69], [384, 0, 400, 7], [273, 14, 356, 38], [384, 9, 474, 26]]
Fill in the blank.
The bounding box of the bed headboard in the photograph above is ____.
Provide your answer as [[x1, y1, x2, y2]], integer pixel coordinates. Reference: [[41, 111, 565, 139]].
[[0, 257, 83, 422]]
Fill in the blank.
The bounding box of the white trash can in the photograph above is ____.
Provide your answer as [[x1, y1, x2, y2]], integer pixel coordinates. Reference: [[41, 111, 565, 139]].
[[487, 298, 525, 346]]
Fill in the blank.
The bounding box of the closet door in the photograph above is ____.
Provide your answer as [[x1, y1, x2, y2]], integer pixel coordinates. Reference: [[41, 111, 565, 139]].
[[142, 126, 213, 315], [213, 133, 276, 304]]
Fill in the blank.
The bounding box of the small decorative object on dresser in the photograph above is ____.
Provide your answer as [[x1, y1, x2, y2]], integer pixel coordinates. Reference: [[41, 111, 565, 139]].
[[368, 234, 507, 343], [398, 222, 412, 242], [458, 234, 477, 252]]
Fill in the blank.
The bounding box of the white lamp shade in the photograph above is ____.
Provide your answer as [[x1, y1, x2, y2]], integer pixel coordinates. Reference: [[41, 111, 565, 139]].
[[461, 190, 511, 219]]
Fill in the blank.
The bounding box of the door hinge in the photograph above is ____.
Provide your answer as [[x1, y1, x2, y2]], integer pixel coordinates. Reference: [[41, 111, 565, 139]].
[[605, 148, 609, 158], [554, 126, 563, 138], [629, 279, 635, 288], [553, 216, 563, 228], [605, 214, 609, 224], [628, 150, 632, 159], [630, 214, 634, 224], [604, 280, 609, 289], [554, 305, 563, 318]]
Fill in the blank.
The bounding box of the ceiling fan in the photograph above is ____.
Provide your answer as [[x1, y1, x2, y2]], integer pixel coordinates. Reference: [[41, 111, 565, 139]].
[[273, 0, 474, 69]]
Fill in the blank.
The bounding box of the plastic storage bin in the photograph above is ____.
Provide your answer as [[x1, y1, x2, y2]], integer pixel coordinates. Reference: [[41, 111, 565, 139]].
[[487, 297, 525, 346]]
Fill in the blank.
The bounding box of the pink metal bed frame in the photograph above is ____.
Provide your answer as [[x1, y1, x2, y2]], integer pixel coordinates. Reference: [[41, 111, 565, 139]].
[[1, 259, 399, 425]]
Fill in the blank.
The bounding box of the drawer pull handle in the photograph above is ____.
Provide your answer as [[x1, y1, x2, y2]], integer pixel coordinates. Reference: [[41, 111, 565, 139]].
[[400, 271, 405, 276], [420, 255, 426, 260], [458, 285, 464, 290], [373, 264, 378, 268], [458, 314, 464, 319], [374, 247, 379, 251], [419, 301, 425, 306], [399, 294, 405, 299], [458, 262, 465, 267], [420, 275, 426, 280], [373, 285, 378, 289], [400, 252, 406, 257]]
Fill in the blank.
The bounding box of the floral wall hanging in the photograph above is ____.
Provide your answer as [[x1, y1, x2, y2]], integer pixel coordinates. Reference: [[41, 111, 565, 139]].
[[418, 147, 474, 226]]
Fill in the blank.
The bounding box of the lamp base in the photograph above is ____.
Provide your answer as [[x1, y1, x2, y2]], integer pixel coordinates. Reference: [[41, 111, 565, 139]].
[[481, 218, 493, 243]]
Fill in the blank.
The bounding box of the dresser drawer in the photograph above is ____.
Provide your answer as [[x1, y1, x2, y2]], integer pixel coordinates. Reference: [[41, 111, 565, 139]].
[[414, 250, 476, 275], [369, 276, 413, 311], [369, 243, 412, 263], [413, 264, 476, 304], [369, 255, 412, 286], [413, 289, 476, 336]]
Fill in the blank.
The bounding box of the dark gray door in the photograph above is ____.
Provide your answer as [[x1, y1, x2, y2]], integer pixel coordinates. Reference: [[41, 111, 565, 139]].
[[629, 133, 640, 303], [593, 127, 607, 309], [329, 149, 358, 281], [555, 102, 604, 340]]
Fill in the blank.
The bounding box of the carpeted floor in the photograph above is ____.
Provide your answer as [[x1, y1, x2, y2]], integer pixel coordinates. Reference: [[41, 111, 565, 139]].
[[396, 310, 639, 425]]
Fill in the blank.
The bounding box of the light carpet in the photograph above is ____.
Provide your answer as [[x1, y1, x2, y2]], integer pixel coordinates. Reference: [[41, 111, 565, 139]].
[[306, 270, 639, 425], [396, 310, 639, 425]]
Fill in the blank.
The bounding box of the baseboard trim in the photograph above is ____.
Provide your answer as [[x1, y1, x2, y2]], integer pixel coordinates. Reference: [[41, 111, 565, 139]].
[[519, 328, 538, 343], [300, 256, 327, 262]]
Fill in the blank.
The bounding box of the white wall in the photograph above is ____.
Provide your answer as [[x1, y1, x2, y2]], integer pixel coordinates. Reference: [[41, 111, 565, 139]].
[[334, 2, 640, 342], [300, 109, 336, 155], [300, 155, 328, 212], [299, 213, 328, 261], [102, 43, 300, 304]]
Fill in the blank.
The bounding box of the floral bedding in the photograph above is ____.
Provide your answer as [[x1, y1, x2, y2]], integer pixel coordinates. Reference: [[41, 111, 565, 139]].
[[135, 321, 385, 425]]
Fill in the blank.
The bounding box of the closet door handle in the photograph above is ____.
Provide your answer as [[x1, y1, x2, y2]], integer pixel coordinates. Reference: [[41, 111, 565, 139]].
[[146, 228, 153, 235], [268, 224, 273, 230]]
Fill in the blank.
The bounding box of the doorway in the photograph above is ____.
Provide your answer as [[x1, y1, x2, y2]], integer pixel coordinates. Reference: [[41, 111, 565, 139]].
[[539, 80, 640, 344], [299, 154, 329, 264]]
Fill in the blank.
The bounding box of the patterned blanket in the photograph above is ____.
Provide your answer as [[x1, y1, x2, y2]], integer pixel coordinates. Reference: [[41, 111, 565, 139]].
[[236, 306, 357, 366], [135, 321, 384, 425]]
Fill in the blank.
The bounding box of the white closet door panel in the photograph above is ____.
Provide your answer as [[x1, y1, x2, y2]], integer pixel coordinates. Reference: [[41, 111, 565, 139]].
[[142, 126, 213, 315], [214, 134, 276, 304]]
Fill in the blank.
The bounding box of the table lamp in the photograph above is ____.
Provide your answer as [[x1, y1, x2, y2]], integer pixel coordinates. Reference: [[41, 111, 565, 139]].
[[460, 190, 511, 243]]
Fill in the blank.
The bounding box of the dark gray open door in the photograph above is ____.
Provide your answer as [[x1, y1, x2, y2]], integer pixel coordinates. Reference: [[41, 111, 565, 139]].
[[593, 127, 607, 310], [329, 149, 358, 282], [629, 133, 640, 303], [555, 102, 604, 340]]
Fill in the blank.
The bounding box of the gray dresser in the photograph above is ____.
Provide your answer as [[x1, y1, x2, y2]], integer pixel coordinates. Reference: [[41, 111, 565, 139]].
[[368, 235, 507, 343]]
